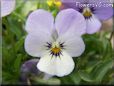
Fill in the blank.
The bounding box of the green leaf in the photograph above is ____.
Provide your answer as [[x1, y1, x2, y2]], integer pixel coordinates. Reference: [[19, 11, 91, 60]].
[[14, 37, 24, 52], [7, 17, 22, 39], [91, 59, 113, 82], [78, 70, 94, 82], [86, 60, 102, 73], [70, 71, 81, 84], [60, 68, 81, 85], [13, 54, 22, 72], [32, 77, 61, 85]]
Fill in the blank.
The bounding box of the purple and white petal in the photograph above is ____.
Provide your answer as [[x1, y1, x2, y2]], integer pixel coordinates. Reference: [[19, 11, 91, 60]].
[[25, 31, 53, 57], [21, 59, 39, 75], [58, 33, 85, 57], [25, 9, 54, 34], [1, 0, 15, 17], [55, 9, 86, 36], [86, 15, 102, 34]]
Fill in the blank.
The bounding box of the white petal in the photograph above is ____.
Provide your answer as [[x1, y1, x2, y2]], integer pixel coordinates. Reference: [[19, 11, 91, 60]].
[[58, 33, 85, 57], [55, 9, 86, 36], [24, 31, 52, 57], [86, 15, 102, 34], [1, 0, 15, 17], [25, 9, 54, 34], [37, 51, 75, 77], [56, 52, 75, 76]]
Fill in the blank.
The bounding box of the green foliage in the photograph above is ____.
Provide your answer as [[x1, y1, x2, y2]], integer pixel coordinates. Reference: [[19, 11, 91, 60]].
[[2, 0, 114, 85]]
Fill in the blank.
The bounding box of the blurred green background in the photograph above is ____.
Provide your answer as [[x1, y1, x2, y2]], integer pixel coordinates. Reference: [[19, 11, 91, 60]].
[[1, 0, 114, 85]]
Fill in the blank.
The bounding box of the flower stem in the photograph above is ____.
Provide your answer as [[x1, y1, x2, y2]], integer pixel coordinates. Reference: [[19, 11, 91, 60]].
[[109, 28, 114, 41], [27, 78, 31, 86]]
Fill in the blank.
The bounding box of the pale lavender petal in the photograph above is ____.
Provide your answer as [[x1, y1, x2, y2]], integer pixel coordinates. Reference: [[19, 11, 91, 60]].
[[24, 31, 53, 57], [88, 0, 112, 4], [55, 9, 86, 36], [61, 0, 87, 11], [86, 15, 102, 34], [1, 0, 15, 17], [61, 0, 78, 9], [25, 9, 55, 57], [57, 33, 85, 57], [25, 9, 54, 34], [93, 6, 113, 21]]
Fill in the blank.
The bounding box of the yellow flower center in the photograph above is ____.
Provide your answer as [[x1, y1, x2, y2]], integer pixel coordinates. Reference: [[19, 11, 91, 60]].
[[46, 42, 64, 57], [83, 8, 92, 17], [51, 46, 61, 55]]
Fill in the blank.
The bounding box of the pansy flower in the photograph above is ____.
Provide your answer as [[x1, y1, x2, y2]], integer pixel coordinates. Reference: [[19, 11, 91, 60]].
[[21, 59, 53, 82], [20, 59, 40, 82], [62, 0, 113, 34], [1, 0, 15, 17], [24, 9, 86, 77]]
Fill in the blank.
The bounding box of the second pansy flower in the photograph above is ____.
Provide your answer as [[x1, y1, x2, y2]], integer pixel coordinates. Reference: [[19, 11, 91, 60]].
[[62, 0, 113, 34]]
